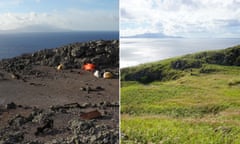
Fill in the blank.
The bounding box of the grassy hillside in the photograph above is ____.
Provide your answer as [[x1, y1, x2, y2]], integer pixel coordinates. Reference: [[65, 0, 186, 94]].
[[121, 45, 240, 144], [121, 45, 240, 83]]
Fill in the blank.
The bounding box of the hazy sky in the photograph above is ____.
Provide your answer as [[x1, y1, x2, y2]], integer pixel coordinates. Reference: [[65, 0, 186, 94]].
[[0, 0, 119, 32], [120, 0, 240, 38]]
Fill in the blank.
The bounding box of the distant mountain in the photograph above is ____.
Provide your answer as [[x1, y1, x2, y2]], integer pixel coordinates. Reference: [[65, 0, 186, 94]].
[[121, 32, 183, 38], [0, 24, 71, 33]]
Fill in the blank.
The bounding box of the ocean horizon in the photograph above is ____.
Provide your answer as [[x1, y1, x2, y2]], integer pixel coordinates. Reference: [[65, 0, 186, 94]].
[[121, 38, 240, 68], [0, 31, 119, 60]]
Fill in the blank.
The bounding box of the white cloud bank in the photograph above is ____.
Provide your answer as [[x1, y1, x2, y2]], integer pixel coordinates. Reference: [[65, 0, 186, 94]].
[[0, 9, 118, 32], [0, 0, 119, 32], [120, 0, 240, 37]]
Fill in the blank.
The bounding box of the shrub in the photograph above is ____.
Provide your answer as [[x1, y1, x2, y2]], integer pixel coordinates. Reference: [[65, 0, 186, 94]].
[[171, 59, 202, 70]]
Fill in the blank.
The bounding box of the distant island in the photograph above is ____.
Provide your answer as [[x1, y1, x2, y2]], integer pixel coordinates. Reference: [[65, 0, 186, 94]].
[[121, 32, 183, 38], [0, 24, 71, 33]]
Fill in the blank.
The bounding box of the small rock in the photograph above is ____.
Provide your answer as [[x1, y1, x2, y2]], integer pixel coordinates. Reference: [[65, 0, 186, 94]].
[[96, 86, 104, 90], [35, 119, 54, 136], [80, 103, 90, 108], [5, 102, 17, 109], [3, 131, 24, 143], [98, 101, 110, 107], [69, 119, 93, 132], [8, 114, 27, 127], [90, 135, 97, 143], [86, 86, 91, 93], [10, 73, 20, 79], [80, 87, 86, 91]]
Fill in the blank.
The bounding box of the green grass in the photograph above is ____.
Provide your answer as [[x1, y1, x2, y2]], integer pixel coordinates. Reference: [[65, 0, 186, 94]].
[[121, 47, 240, 144], [121, 115, 240, 144]]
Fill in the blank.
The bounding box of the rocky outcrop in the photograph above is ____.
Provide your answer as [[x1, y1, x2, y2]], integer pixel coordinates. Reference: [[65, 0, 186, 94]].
[[195, 45, 240, 66], [0, 40, 119, 75], [0, 102, 119, 144], [171, 59, 202, 70], [123, 68, 163, 84]]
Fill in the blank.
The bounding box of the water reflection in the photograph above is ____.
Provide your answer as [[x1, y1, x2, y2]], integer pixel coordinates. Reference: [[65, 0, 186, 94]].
[[120, 38, 240, 68]]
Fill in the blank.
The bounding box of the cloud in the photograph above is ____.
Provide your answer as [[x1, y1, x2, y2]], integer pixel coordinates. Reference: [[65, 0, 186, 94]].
[[120, 8, 134, 20], [0, 8, 118, 32], [0, 0, 23, 7], [0, 0, 119, 32], [121, 0, 240, 37]]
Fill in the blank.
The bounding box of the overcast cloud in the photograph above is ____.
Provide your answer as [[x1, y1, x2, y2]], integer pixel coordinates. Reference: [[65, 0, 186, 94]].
[[120, 0, 240, 37]]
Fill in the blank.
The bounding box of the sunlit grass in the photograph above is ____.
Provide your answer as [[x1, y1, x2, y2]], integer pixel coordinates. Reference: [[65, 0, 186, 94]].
[[121, 115, 240, 144], [121, 63, 240, 143]]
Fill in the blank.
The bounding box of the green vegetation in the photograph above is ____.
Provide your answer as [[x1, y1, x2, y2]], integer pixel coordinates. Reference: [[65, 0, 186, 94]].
[[121, 45, 240, 144], [121, 45, 240, 83]]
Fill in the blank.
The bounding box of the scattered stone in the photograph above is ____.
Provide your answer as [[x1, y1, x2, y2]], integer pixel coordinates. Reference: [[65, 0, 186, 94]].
[[96, 86, 104, 91], [0, 102, 119, 143], [110, 102, 119, 107], [29, 82, 45, 86], [67, 119, 118, 143], [26, 140, 43, 144], [69, 119, 93, 132], [8, 114, 27, 127], [0, 131, 24, 143], [5, 102, 17, 109], [0, 40, 119, 74], [50, 103, 84, 112], [0, 40, 119, 143], [80, 87, 86, 91], [86, 86, 91, 94], [80, 103, 91, 108], [35, 119, 54, 136], [65, 103, 80, 109], [10, 73, 20, 79], [98, 101, 110, 107]]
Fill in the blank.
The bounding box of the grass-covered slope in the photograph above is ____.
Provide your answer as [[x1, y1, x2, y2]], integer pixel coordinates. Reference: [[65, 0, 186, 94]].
[[121, 45, 240, 144], [121, 45, 240, 83]]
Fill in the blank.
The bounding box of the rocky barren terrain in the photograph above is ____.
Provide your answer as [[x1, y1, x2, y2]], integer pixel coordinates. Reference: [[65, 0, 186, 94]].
[[0, 40, 119, 143]]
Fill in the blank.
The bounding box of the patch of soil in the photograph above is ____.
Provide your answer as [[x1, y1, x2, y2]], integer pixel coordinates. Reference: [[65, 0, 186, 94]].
[[0, 65, 119, 143]]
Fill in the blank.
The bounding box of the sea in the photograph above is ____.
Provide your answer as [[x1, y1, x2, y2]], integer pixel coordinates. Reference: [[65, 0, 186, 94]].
[[0, 31, 119, 60], [121, 38, 240, 68]]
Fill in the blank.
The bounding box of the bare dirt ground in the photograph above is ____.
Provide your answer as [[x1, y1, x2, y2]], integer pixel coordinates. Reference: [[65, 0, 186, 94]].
[[0, 65, 119, 143]]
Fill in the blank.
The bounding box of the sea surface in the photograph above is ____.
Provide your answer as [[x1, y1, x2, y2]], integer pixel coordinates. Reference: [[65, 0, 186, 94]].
[[0, 31, 118, 60], [121, 38, 240, 68]]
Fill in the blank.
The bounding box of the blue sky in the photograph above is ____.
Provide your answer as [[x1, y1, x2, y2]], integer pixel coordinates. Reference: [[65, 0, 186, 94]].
[[0, 0, 119, 32], [120, 0, 240, 38]]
